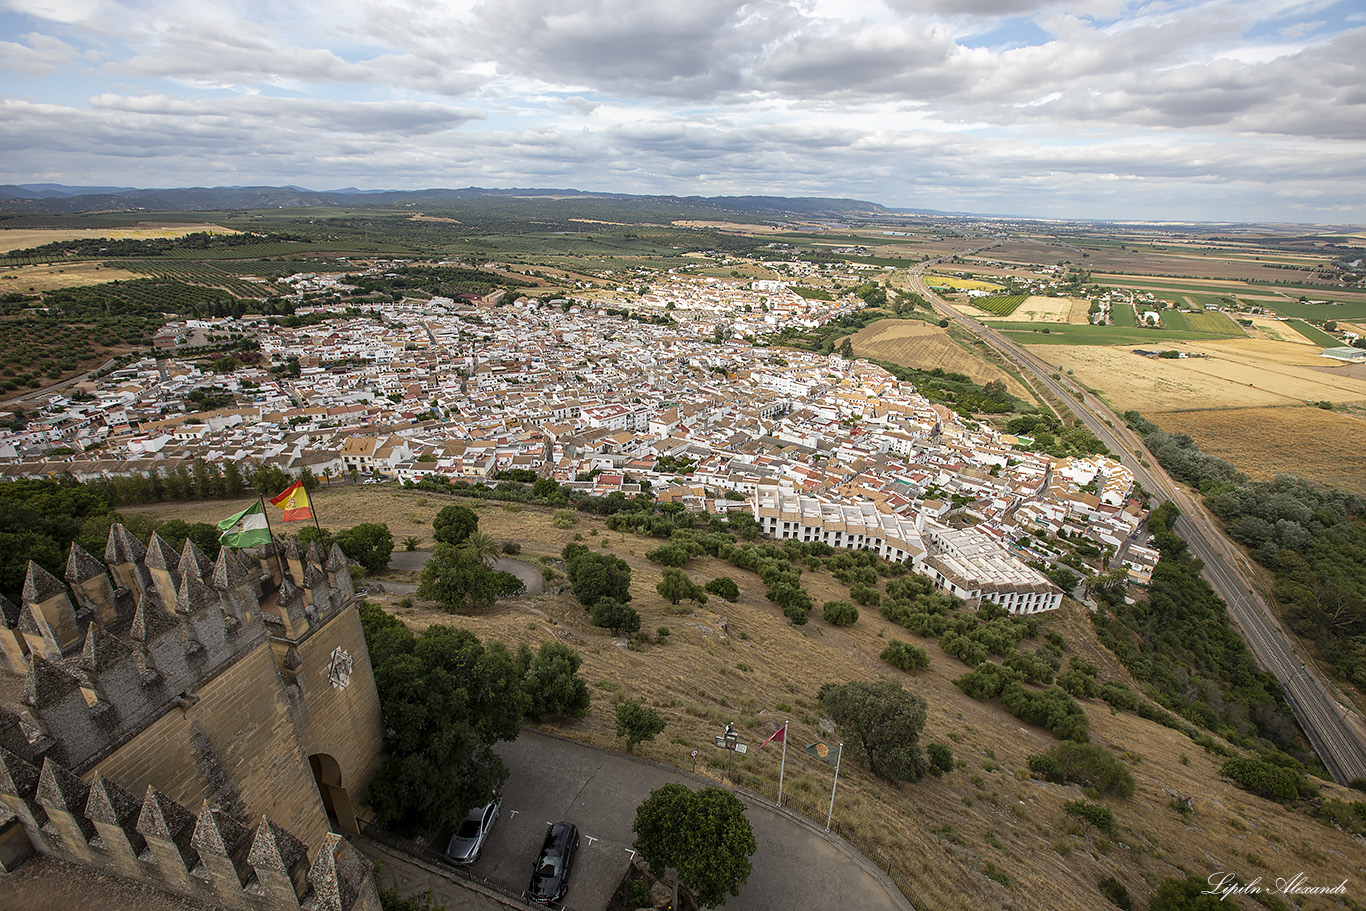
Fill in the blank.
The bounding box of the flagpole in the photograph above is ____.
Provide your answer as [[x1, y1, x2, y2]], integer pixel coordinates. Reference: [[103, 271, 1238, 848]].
[[257, 494, 285, 579], [777, 721, 788, 808], [825, 742, 842, 833]]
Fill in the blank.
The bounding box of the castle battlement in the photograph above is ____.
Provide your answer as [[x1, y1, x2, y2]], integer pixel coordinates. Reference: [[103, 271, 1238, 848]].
[[0, 523, 385, 911]]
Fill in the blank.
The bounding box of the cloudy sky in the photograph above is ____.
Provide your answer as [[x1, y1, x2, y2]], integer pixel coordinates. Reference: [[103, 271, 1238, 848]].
[[2, 0, 1363, 223]]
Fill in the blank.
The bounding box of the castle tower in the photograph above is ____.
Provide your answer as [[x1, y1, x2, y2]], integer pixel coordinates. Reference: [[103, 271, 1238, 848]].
[[66, 544, 118, 627], [20, 561, 81, 659]]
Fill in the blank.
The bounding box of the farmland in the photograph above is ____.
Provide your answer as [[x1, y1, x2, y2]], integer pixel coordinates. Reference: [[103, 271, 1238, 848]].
[[1039, 339, 1366, 412], [1149, 405, 1366, 494], [848, 319, 1032, 399], [0, 224, 236, 254]]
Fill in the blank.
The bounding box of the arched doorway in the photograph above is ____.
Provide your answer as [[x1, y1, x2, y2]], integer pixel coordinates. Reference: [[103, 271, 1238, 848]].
[[309, 753, 359, 835]]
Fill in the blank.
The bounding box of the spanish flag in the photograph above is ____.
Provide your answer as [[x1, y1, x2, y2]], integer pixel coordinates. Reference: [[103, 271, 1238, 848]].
[[269, 480, 314, 522]]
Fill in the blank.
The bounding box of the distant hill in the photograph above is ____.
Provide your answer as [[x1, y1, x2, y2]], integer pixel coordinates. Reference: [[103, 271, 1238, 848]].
[[0, 184, 899, 220]]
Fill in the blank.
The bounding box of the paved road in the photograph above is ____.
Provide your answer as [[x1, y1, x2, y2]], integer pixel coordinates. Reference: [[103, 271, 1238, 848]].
[[907, 259, 1366, 783], [382, 730, 908, 911]]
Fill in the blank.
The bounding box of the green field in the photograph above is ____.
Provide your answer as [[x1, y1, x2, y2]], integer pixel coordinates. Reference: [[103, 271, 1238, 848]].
[[970, 294, 1029, 316], [1185, 311, 1244, 334], [1112, 303, 1136, 327], [996, 321, 1243, 346], [1160, 309, 1190, 330], [1284, 318, 1340, 346]]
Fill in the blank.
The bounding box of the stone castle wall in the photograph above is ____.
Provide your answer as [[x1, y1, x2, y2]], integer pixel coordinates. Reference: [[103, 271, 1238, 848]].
[[0, 523, 385, 911]]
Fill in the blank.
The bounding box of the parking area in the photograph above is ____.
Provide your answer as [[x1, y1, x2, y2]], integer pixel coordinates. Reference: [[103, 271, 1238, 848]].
[[371, 730, 910, 911]]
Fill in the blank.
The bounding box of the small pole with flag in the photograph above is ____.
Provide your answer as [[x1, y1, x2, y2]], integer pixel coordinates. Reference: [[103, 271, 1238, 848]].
[[825, 742, 843, 833], [269, 480, 319, 530], [778, 721, 788, 807], [757, 721, 789, 807]]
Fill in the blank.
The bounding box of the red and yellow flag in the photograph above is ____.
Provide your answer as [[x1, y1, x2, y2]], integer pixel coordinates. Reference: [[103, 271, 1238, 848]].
[[269, 481, 314, 522]]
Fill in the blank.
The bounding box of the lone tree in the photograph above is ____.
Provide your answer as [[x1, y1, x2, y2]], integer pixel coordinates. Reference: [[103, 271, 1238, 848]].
[[615, 697, 665, 753], [590, 597, 641, 636], [657, 567, 707, 605], [432, 503, 479, 546], [819, 680, 929, 782], [632, 783, 756, 909], [335, 522, 394, 574]]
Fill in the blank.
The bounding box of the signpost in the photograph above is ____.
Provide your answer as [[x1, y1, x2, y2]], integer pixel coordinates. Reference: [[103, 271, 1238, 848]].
[[715, 722, 746, 775]]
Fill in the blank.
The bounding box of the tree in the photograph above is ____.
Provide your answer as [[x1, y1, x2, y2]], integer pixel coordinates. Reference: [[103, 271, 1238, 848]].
[[432, 504, 479, 546], [590, 598, 641, 636], [819, 680, 929, 782], [632, 783, 755, 909], [565, 548, 632, 606], [657, 567, 706, 605], [880, 639, 929, 672], [822, 600, 859, 626], [359, 606, 526, 838], [464, 531, 500, 568], [418, 543, 524, 611], [335, 522, 394, 574], [615, 698, 665, 753], [520, 642, 591, 720]]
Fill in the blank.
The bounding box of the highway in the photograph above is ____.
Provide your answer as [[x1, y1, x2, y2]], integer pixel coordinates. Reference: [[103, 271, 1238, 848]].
[[904, 259, 1366, 784]]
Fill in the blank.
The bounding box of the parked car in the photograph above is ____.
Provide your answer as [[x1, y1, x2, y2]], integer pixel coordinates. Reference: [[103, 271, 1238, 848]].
[[528, 822, 579, 904], [445, 799, 500, 864]]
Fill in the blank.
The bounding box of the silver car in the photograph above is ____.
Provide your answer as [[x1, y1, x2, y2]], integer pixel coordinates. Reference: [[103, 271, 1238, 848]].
[[445, 799, 501, 864]]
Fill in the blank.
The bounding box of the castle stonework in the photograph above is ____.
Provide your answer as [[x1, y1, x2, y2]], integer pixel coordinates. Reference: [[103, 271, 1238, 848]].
[[0, 524, 385, 911]]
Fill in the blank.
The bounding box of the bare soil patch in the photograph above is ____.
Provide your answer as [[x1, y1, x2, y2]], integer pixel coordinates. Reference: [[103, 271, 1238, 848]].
[[1151, 405, 1366, 493], [850, 320, 1031, 398]]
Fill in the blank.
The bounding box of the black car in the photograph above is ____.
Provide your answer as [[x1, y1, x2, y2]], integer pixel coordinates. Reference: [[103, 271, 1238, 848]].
[[528, 822, 579, 904]]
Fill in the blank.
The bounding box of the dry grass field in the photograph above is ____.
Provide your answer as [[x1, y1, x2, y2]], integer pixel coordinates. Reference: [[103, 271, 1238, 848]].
[[0, 260, 139, 292], [1246, 316, 1317, 346], [1150, 405, 1366, 493], [848, 320, 1032, 399], [974, 295, 1089, 324], [128, 490, 1366, 911], [0, 224, 235, 254], [1041, 340, 1366, 412]]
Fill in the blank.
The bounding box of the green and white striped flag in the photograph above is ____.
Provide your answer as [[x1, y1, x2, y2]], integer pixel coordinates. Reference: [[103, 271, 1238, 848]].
[[218, 501, 271, 548]]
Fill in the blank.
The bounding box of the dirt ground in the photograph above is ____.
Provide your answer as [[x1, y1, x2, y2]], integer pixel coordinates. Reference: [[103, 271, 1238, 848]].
[[849, 320, 1031, 399], [1041, 339, 1366, 412]]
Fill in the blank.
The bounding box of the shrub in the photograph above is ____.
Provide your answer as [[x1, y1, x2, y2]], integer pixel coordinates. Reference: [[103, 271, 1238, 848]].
[[704, 576, 740, 602], [501, 541, 521, 555], [1220, 757, 1315, 803], [848, 584, 881, 607], [1064, 799, 1116, 835], [1029, 742, 1135, 798], [1098, 682, 1139, 712], [927, 742, 954, 776], [1099, 877, 1132, 910], [881, 639, 929, 672], [822, 600, 859, 626]]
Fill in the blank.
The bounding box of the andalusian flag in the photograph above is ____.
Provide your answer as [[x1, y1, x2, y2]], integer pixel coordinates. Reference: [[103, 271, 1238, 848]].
[[805, 741, 841, 765], [269, 481, 314, 522], [218, 502, 271, 548]]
